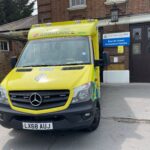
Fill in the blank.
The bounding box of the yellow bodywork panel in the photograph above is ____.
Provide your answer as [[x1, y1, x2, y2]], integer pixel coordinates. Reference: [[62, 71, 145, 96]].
[[1, 65, 95, 115], [28, 20, 98, 40]]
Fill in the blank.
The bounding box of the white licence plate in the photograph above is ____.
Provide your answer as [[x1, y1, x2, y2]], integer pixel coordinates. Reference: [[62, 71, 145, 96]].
[[22, 122, 53, 130]]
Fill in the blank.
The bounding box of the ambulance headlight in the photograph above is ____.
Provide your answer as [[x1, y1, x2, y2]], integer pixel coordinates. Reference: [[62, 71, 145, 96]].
[[0, 86, 8, 104], [72, 83, 92, 104]]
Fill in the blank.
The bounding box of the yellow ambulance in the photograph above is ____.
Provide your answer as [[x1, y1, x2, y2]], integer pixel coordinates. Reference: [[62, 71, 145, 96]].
[[0, 20, 109, 131]]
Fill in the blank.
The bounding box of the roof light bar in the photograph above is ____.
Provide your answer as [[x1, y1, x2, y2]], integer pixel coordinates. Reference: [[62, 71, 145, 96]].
[[45, 23, 52, 26], [88, 19, 95, 22], [33, 24, 40, 27], [75, 20, 81, 24]]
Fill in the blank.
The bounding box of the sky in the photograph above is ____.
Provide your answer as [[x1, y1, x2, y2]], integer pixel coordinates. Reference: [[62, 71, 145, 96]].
[[30, 0, 38, 15]]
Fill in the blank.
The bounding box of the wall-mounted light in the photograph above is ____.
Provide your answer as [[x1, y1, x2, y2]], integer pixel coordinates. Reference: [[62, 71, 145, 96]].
[[111, 4, 119, 22]]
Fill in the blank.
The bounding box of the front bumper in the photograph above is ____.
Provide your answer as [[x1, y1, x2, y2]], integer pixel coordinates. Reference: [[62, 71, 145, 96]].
[[0, 101, 96, 130]]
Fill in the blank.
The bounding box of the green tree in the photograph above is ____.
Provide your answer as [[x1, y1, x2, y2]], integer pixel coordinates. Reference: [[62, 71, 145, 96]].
[[0, 0, 35, 25]]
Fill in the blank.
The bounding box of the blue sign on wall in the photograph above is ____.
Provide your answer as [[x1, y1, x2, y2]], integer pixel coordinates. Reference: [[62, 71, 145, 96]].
[[103, 32, 130, 47]]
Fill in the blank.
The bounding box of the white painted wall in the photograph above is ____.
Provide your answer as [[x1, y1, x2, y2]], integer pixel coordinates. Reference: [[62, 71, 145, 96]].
[[103, 70, 130, 84], [98, 13, 150, 27]]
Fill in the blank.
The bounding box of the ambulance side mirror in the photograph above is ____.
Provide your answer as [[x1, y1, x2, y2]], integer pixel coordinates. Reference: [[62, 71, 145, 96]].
[[94, 52, 110, 67], [10, 56, 18, 68]]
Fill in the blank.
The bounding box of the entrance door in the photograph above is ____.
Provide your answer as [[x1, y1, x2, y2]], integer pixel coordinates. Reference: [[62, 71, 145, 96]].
[[130, 24, 150, 82]]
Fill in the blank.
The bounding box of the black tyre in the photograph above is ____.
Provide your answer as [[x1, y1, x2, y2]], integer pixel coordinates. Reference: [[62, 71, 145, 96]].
[[85, 101, 101, 132]]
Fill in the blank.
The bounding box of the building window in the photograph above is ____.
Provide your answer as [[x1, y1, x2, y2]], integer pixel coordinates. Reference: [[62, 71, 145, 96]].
[[132, 43, 141, 55], [69, 0, 86, 7], [147, 27, 150, 40], [105, 0, 127, 5], [0, 40, 9, 51], [133, 28, 142, 41]]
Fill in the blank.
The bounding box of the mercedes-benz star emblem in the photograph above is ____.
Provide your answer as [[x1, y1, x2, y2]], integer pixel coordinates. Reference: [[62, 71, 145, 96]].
[[30, 93, 42, 107]]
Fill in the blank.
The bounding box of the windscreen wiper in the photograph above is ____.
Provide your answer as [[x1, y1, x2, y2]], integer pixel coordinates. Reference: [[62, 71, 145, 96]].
[[21, 63, 90, 67], [56, 63, 90, 66], [21, 64, 53, 67]]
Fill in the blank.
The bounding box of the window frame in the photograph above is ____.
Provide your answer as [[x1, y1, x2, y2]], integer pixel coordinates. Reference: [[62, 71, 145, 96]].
[[69, 0, 86, 7], [0, 40, 9, 52]]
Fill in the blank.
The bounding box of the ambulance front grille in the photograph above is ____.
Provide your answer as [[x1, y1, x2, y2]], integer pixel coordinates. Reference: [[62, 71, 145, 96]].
[[9, 90, 70, 110]]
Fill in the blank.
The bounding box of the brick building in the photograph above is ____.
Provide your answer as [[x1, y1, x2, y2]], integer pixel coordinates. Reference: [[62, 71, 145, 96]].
[[0, 15, 38, 81], [0, 34, 25, 81], [37, 0, 150, 83]]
